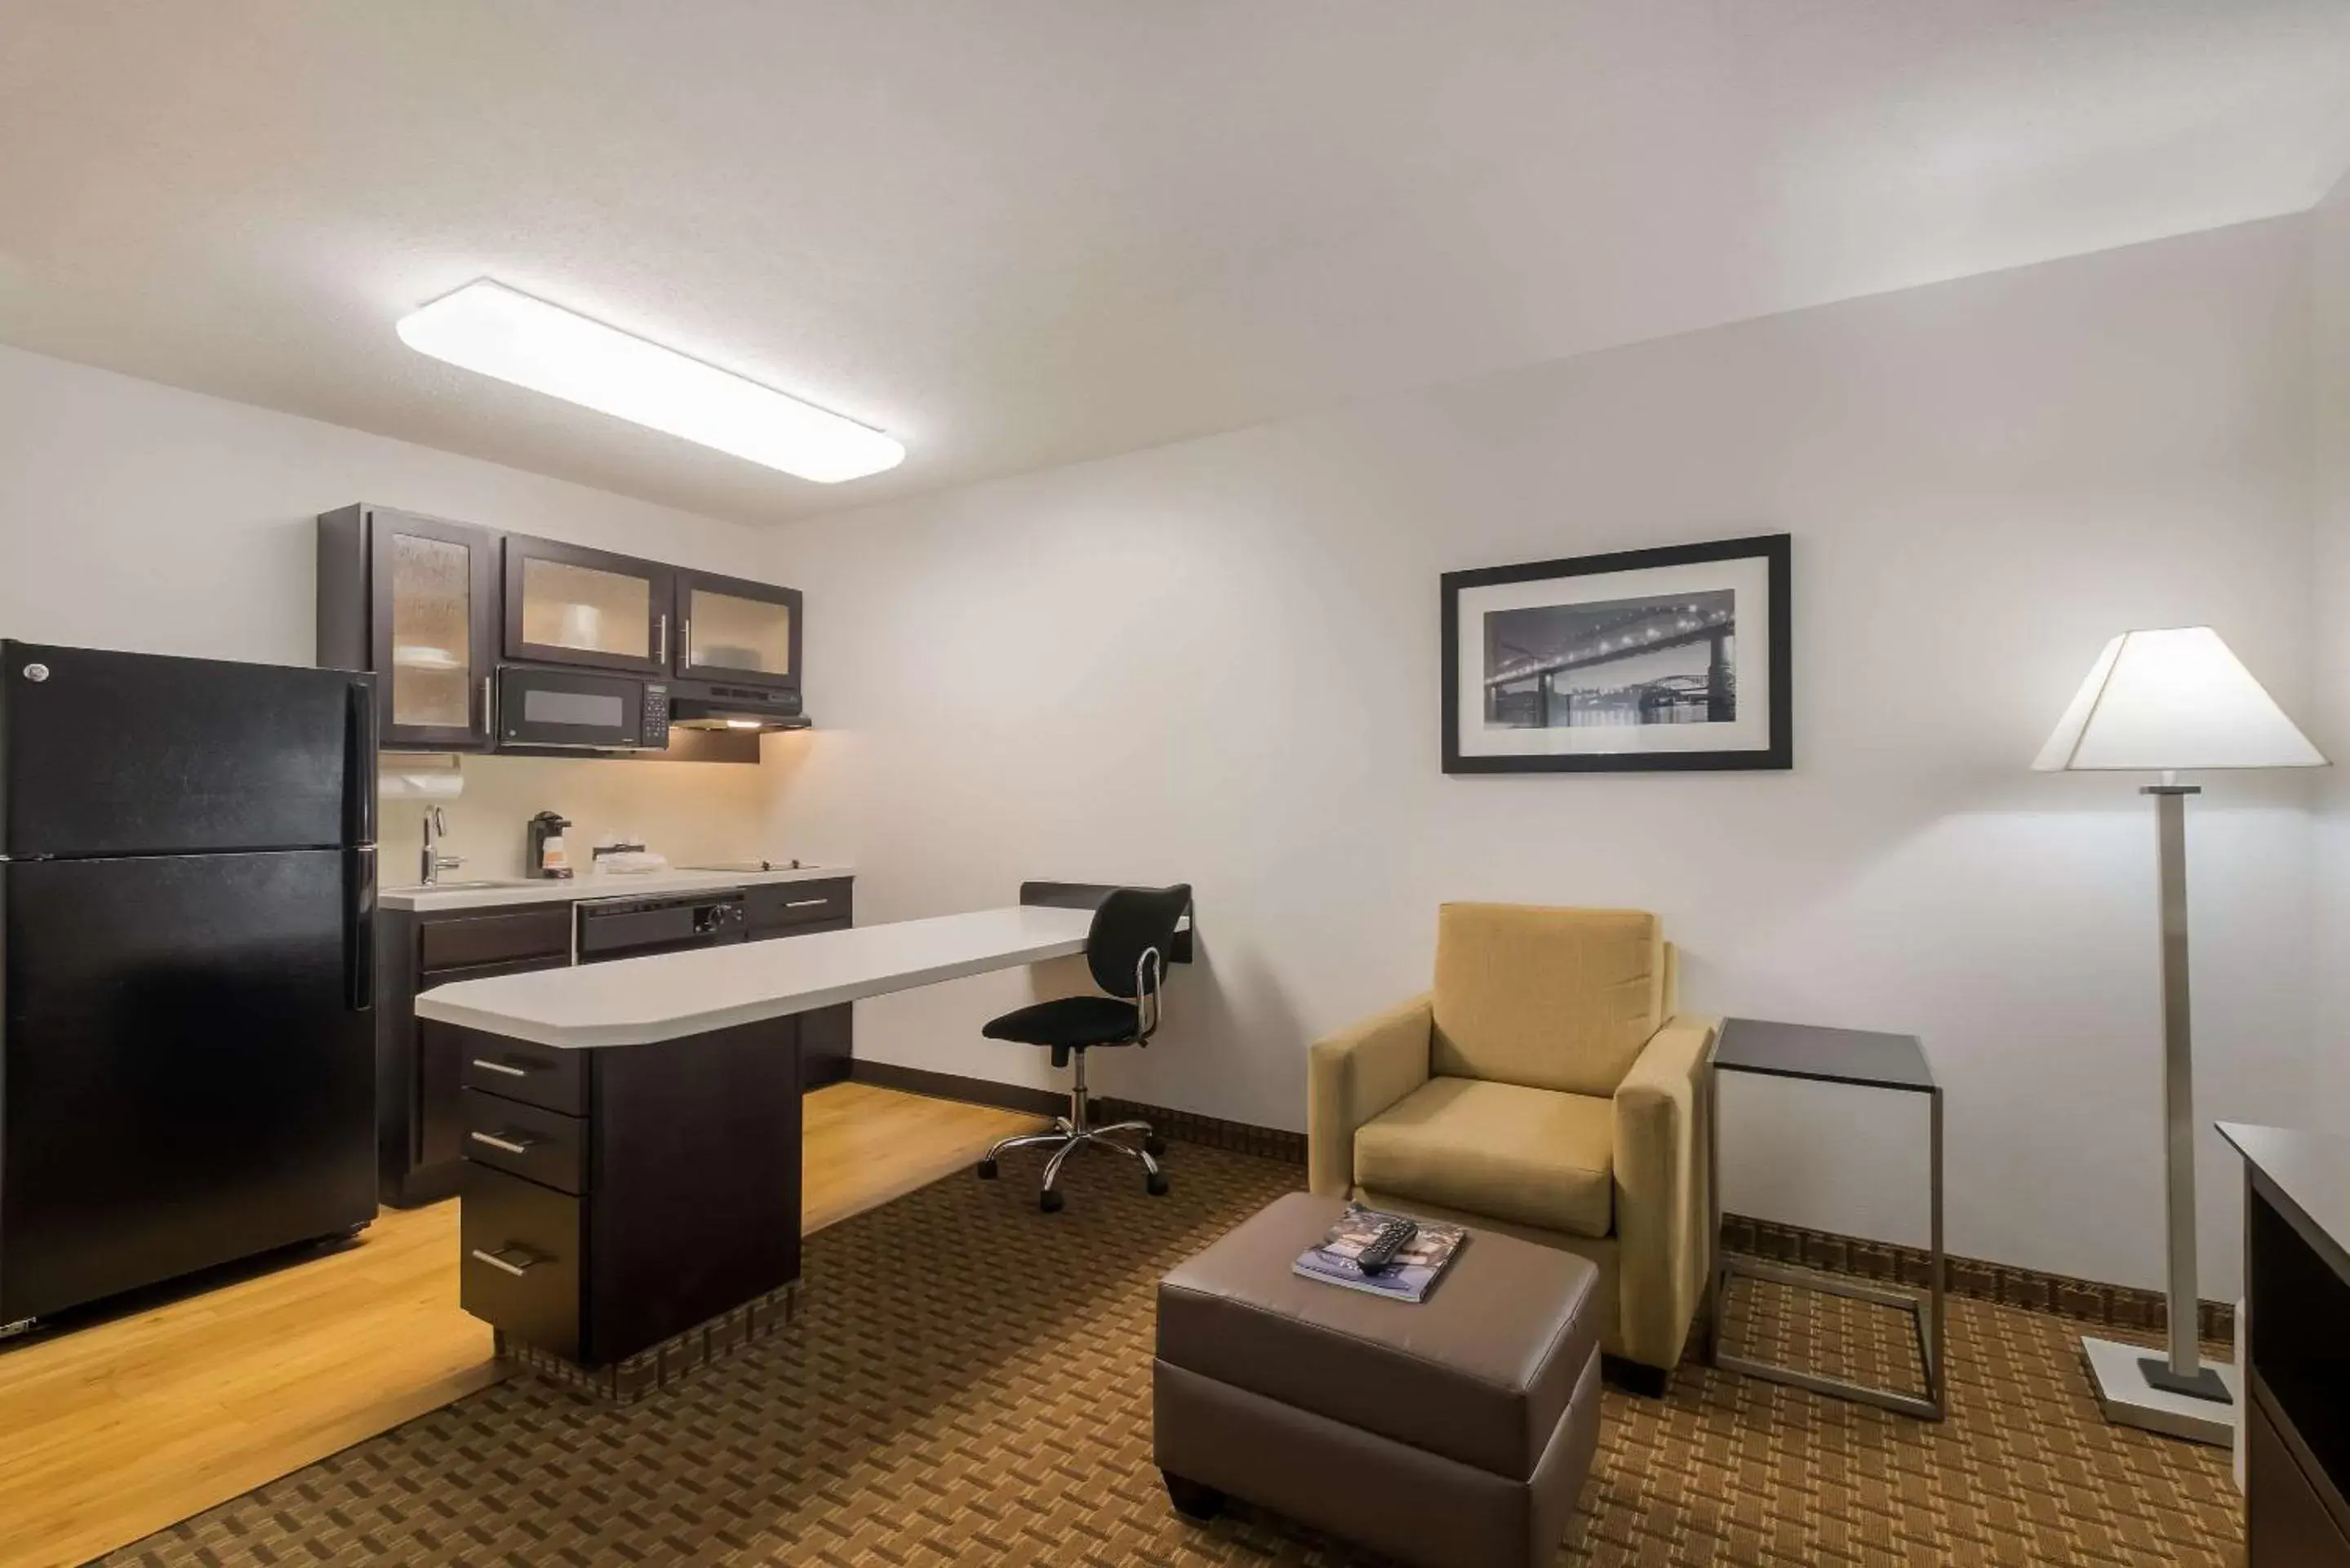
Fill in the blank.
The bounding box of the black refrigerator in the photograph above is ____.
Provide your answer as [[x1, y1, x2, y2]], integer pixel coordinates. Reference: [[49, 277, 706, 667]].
[[0, 642, 378, 1326]]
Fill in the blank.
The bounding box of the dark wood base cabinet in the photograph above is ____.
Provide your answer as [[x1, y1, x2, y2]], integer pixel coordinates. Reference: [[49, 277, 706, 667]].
[[458, 1016, 802, 1369], [2232, 1126, 2350, 1567], [377, 902, 573, 1206], [2250, 1386, 2350, 1566], [746, 880, 854, 1090], [379, 877, 855, 1207]]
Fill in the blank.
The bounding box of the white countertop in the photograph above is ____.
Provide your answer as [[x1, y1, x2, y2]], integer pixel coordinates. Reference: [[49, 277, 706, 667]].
[[380, 864, 851, 913], [413, 903, 1094, 1048]]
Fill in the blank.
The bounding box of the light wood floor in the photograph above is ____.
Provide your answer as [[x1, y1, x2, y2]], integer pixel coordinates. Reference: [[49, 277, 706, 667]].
[[0, 1082, 1042, 1568]]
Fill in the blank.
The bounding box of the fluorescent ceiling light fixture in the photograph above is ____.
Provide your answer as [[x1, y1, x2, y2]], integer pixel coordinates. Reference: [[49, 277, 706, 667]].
[[396, 281, 904, 483]]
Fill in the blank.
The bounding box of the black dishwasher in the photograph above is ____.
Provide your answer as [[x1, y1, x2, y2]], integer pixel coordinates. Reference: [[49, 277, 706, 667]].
[[575, 888, 749, 962]]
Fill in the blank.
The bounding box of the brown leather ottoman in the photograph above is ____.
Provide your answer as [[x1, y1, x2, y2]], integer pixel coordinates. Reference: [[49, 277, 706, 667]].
[[1154, 1192, 1602, 1568]]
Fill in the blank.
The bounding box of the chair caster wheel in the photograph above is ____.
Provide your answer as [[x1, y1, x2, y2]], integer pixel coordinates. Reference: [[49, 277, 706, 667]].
[[976, 1158, 998, 1180], [1147, 1172, 1171, 1197], [1144, 1135, 1167, 1157], [1039, 1188, 1065, 1214]]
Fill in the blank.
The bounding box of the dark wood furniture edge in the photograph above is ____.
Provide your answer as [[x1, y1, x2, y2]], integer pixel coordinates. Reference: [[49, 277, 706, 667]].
[[2252, 1369, 2350, 1549], [2242, 1156, 2350, 1288]]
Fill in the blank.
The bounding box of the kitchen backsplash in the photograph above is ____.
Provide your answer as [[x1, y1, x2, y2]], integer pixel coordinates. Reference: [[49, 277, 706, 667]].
[[381, 748, 786, 884]]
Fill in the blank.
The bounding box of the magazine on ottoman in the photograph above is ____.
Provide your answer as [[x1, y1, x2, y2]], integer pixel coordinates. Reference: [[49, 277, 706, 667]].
[[1292, 1203, 1468, 1303]]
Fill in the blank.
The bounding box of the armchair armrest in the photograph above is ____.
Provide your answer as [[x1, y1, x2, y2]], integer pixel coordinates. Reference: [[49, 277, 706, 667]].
[[1610, 1013, 1720, 1370], [1307, 993, 1433, 1198]]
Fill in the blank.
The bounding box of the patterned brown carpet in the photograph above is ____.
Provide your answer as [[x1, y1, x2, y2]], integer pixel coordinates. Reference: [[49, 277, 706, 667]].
[[104, 1143, 2242, 1567]]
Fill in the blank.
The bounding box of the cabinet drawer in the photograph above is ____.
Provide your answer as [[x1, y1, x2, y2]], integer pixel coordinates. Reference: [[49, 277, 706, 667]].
[[461, 1037, 589, 1115], [461, 1163, 584, 1361], [744, 877, 851, 933], [420, 905, 571, 972], [462, 1089, 587, 1195]]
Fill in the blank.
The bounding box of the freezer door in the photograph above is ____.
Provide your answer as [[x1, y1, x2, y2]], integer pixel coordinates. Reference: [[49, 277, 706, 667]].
[[0, 642, 375, 857], [0, 851, 375, 1322]]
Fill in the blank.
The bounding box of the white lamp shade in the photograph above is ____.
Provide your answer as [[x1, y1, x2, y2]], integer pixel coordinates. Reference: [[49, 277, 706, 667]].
[[2032, 627, 2326, 772]]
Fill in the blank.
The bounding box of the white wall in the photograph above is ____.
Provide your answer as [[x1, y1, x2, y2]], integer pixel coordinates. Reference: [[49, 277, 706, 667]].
[[771, 216, 2324, 1295], [2315, 173, 2350, 1131], [0, 342, 783, 881]]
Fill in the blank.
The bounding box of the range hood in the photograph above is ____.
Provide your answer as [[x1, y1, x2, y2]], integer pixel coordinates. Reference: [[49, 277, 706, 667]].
[[667, 678, 811, 734]]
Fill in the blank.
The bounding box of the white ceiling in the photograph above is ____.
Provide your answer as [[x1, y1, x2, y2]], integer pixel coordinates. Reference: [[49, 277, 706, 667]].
[[3, 2, 2348, 526]]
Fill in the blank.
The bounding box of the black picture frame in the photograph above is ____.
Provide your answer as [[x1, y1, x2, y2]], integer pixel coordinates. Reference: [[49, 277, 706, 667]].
[[1440, 532, 1792, 774]]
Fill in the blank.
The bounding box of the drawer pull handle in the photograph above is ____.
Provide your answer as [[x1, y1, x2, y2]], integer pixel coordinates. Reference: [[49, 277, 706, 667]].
[[784, 898, 828, 908], [471, 1058, 530, 1077], [470, 1246, 540, 1277], [469, 1130, 536, 1154]]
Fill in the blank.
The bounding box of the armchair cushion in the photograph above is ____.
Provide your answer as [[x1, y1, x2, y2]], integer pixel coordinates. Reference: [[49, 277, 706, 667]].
[[1431, 904, 1664, 1098], [1353, 1077, 1615, 1239]]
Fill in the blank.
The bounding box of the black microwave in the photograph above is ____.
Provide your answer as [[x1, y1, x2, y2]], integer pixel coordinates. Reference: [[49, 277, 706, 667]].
[[497, 664, 670, 752]]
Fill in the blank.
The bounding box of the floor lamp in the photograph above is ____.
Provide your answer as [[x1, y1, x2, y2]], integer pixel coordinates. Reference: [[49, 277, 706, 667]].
[[2032, 626, 2326, 1446]]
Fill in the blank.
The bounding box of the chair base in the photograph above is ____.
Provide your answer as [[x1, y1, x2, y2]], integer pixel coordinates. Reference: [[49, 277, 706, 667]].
[[979, 1047, 1168, 1207]]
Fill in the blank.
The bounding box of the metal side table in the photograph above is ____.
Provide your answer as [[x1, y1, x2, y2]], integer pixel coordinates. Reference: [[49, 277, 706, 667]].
[[1705, 1016, 1946, 1420]]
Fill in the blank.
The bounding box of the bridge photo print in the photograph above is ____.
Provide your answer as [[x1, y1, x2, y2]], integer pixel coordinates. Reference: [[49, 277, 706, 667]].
[[1440, 532, 1792, 774]]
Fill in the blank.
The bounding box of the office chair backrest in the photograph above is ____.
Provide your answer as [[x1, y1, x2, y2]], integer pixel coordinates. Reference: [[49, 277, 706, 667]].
[[1087, 884, 1192, 1000]]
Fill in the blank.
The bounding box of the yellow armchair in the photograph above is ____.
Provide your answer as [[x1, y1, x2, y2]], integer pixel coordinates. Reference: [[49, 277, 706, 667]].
[[1307, 904, 1717, 1388]]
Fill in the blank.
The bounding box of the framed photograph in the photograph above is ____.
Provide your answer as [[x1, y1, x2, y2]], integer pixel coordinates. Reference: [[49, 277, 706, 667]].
[[1441, 533, 1791, 773]]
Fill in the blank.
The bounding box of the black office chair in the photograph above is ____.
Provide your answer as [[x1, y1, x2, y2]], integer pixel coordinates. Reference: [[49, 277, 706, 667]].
[[975, 883, 1192, 1212]]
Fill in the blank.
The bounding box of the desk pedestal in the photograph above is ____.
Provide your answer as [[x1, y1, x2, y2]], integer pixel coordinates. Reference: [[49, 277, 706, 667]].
[[455, 1015, 803, 1397]]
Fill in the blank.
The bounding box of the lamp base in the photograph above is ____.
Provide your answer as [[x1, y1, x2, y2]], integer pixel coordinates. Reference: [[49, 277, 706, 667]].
[[2081, 1336, 2237, 1446]]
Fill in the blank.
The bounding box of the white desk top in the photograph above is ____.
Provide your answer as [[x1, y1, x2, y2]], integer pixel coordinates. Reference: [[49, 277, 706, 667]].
[[413, 904, 1095, 1049]]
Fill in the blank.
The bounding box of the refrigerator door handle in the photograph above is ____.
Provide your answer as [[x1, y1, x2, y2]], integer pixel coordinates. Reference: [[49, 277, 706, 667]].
[[344, 678, 377, 847], [345, 846, 376, 1012]]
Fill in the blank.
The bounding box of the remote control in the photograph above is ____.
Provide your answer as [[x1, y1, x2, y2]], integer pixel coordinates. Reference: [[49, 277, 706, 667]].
[[1356, 1218, 1418, 1275]]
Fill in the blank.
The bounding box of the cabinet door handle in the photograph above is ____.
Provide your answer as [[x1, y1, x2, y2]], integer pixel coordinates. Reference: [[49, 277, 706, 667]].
[[656, 613, 669, 666], [682, 615, 694, 668], [784, 898, 829, 908], [480, 673, 492, 731], [469, 1246, 539, 1277], [469, 1130, 536, 1154], [470, 1057, 530, 1077]]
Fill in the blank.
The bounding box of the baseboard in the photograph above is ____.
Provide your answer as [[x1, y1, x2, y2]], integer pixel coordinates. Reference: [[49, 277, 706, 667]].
[[853, 1060, 2232, 1345], [844, 1061, 1307, 1162], [846, 1059, 1064, 1117], [1094, 1097, 1308, 1166], [1719, 1213, 2235, 1347]]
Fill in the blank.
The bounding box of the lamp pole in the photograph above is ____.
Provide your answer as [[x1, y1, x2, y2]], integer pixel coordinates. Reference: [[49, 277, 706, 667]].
[[2143, 780, 2224, 1399]]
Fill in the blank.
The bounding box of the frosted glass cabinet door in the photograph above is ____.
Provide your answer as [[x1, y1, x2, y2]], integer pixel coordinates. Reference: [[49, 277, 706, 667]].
[[389, 535, 474, 731], [502, 535, 673, 676], [358, 509, 497, 751], [674, 569, 803, 688]]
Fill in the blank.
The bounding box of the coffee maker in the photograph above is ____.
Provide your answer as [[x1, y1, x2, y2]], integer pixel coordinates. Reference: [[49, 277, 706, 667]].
[[526, 811, 573, 879]]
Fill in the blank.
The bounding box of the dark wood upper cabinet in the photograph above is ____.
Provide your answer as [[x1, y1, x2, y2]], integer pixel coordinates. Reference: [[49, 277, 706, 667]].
[[318, 504, 500, 752], [673, 568, 802, 691], [503, 534, 676, 677]]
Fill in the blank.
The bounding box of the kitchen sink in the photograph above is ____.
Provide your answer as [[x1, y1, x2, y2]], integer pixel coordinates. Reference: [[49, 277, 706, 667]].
[[396, 879, 536, 892]]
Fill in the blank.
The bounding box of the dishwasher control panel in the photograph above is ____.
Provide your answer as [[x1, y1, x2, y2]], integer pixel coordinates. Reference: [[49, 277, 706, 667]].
[[575, 888, 747, 962]]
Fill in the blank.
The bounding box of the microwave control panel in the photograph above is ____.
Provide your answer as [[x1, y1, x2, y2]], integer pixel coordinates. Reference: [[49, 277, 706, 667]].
[[642, 683, 671, 748]]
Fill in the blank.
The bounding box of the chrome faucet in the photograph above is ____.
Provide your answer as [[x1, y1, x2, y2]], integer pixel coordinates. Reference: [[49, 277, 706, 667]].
[[420, 806, 464, 886]]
